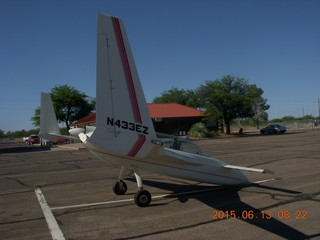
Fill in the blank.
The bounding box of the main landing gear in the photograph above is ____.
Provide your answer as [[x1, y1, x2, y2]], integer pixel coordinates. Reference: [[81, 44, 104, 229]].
[[134, 189, 151, 207], [112, 166, 151, 207]]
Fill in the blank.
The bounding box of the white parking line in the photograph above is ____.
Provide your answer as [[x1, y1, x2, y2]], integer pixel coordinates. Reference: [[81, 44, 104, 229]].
[[35, 188, 65, 240], [50, 198, 135, 210], [35, 179, 275, 239], [50, 179, 276, 211]]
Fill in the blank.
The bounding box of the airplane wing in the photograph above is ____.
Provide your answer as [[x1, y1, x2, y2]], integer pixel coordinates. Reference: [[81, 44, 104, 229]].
[[150, 142, 275, 172], [147, 143, 204, 166], [162, 151, 276, 174], [223, 164, 275, 174], [162, 148, 204, 166]]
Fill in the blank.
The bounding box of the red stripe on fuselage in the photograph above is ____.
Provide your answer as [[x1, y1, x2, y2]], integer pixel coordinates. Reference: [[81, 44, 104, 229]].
[[112, 17, 145, 157]]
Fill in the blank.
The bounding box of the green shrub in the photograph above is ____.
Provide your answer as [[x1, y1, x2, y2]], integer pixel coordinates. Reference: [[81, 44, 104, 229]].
[[188, 122, 209, 138]]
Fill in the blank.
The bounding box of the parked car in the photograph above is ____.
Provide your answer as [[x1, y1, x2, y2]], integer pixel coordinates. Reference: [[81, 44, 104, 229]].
[[53, 137, 67, 144], [260, 124, 286, 134], [25, 135, 40, 145]]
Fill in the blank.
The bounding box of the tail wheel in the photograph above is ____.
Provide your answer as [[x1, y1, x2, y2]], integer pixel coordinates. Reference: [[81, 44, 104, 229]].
[[112, 181, 127, 195], [134, 190, 151, 207]]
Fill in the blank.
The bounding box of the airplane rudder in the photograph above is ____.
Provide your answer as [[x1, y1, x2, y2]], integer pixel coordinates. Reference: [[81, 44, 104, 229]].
[[39, 92, 60, 136]]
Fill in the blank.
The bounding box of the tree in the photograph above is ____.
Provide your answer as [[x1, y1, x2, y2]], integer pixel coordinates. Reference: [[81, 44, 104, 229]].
[[269, 115, 315, 123], [32, 85, 95, 129], [281, 115, 296, 122], [299, 114, 316, 120], [247, 84, 270, 129], [31, 107, 41, 127], [0, 129, 5, 138], [198, 75, 267, 134], [153, 88, 201, 108]]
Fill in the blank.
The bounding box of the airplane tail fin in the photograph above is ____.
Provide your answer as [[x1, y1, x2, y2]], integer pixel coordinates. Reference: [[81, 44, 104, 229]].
[[38, 92, 61, 142], [88, 13, 156, 158]]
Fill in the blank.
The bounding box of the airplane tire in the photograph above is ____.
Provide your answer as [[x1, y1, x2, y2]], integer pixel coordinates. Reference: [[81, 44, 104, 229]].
[[112, 181, 127, 195], [134, 190, 151, 207]]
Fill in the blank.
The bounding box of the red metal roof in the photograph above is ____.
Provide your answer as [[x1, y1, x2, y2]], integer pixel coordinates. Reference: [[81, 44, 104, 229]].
[[72, 103, 204, 126], [148, 103, 204, 118], [74, 113, 96, 124]]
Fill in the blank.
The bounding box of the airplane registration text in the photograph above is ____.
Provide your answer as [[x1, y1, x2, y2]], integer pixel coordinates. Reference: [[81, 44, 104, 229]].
[[107, 117, 149, 135]]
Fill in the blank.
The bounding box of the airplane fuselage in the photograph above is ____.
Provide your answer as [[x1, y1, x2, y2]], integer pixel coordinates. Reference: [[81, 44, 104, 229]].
[[78, 132, 248, 186]]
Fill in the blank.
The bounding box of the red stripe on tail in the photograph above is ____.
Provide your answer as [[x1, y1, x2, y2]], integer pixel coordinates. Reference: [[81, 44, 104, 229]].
[[112, 17, 145, 157], [112, 17, 142, 123]]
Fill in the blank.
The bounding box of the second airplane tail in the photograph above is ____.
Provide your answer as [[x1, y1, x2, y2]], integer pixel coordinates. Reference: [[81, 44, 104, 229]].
[[39, 92, 78, 142], [38, 92, 61, 142]]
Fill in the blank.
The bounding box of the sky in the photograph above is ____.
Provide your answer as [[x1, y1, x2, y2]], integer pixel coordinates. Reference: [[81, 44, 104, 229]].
[[0, 0, 319, 132]]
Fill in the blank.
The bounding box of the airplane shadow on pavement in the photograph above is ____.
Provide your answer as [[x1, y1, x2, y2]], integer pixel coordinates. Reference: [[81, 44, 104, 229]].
[[129, 178, 319, 240]]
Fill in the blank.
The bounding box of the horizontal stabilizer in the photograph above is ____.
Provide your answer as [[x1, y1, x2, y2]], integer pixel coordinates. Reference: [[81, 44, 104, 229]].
[[223, 165, 275, 174], [46, 133, 79, 141]]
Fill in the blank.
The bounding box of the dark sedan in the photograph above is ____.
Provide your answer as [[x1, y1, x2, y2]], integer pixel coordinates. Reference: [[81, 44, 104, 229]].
[[260, 124, 286, 134]]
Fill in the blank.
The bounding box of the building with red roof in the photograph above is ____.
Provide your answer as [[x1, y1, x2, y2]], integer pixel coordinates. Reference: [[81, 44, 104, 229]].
[[71, 103, 205, 135], [148, 103, 204, 118], [148, 103, 204, 134]]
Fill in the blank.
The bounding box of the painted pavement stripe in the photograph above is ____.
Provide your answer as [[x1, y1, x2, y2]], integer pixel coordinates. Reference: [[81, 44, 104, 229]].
[[35, 188, 65, 240], [50, 179, 276, 211]]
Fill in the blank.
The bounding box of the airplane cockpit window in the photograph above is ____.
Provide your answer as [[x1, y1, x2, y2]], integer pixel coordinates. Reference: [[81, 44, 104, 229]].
[[156, 133, 206, 156]]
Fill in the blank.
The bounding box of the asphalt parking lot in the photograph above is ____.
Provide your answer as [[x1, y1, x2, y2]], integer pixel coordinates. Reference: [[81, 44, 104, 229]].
[[1, 130, 319, 240]]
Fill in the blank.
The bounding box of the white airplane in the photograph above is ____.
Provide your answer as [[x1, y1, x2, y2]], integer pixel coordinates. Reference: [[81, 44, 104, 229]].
[[39, 13, 274, 207]]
